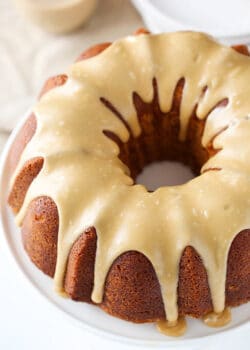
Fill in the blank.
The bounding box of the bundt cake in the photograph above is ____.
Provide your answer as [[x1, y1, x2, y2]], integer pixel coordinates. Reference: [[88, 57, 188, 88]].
[[8, 30, 250, 337]]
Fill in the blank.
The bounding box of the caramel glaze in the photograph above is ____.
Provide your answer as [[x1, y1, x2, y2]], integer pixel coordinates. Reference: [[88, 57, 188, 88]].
[[202, 307, 231, 328], [157, 317, 187, 337], [8, 32, 250, 332]]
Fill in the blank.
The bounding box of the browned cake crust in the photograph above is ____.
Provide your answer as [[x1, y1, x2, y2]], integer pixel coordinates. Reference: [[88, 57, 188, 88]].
[[8, 32, 250, 323]]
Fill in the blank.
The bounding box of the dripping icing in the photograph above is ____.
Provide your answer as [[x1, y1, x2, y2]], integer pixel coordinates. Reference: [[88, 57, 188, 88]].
[[11, 32, 250, 325], [202, 307, 231, 328], [157, 317, 187, 337]]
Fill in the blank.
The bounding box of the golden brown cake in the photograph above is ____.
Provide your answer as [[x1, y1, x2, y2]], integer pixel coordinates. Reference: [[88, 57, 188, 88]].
[[8, 30, 250, 336]]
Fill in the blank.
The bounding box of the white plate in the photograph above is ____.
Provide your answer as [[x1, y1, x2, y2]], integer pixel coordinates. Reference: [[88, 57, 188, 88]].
[[132, 0, 250, 44], [0, 114, 249, 348]]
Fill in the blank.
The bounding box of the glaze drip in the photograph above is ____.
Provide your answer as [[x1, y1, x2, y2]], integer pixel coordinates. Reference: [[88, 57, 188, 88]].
[[202, 307, 231, 328], [11, 32, 250, 325], [157, 317, 187, 337]]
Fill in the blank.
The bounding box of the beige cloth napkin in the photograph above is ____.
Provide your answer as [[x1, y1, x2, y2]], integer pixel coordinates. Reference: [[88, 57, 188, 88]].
[[0, 0, 142, 153]]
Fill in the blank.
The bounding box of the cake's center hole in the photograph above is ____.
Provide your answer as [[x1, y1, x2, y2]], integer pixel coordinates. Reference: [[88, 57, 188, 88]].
[[136, 160, 195, 190], [101, 78, 226, 192]]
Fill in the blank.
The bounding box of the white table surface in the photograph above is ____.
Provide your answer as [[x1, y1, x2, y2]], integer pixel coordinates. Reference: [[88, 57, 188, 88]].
[[0, 1, 249, 349]]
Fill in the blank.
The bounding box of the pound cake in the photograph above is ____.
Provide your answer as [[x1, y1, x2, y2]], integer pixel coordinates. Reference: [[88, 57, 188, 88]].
[[8, 30, 250, 336]]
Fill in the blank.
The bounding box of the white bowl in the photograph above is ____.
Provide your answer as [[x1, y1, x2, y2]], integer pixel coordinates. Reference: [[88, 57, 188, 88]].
[[132, 0, 250, 44], [0, 113, 249, 348], [13, 0, 98, 34]]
